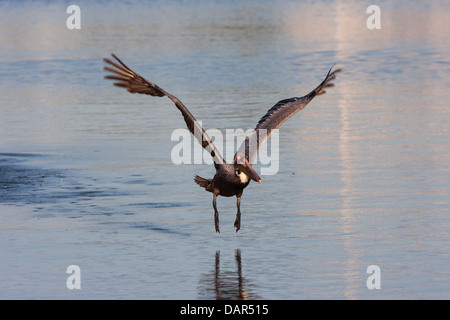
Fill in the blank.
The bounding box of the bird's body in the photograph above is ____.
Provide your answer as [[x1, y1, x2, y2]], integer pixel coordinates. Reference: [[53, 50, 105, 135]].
[[104, 54, 341, 233], [198, 164, 249, 197], [195, 163, 249, 232]]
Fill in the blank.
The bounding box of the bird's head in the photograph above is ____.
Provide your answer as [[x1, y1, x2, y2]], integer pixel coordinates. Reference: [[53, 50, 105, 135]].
[[233, 153, 261, 184]]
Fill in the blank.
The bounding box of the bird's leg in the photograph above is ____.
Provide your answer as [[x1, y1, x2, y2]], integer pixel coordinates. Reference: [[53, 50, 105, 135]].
[[213, 193, 220, 233], [234, 193, 242, 232]]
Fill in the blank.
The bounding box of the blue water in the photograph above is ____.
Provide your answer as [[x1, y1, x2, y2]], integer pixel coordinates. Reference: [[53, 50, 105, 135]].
[[0, 0, 449, 299]]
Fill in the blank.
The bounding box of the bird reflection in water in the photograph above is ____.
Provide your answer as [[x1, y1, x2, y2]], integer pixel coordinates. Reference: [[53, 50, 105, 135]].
[[198, 249, 259, 300]]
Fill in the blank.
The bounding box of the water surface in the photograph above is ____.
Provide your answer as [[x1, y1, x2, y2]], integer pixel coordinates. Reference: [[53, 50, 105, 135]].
[[0, 0, 449, 299]]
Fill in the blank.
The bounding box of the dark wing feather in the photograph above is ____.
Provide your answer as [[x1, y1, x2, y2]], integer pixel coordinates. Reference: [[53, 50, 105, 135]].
[[104, 54, 224, 166], [239, 66, 342, 163]]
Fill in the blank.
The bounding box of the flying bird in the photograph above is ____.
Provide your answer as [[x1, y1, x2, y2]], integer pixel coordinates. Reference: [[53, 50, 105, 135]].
[[104, 54, 341, 233]]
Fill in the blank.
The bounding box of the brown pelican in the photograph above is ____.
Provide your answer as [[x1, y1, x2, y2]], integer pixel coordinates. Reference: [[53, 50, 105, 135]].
[[104, 54, 341, 233]]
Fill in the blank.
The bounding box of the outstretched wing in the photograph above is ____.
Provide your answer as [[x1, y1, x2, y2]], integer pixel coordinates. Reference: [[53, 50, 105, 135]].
[[104, 54, 225, 166], [238, 66, 342, 164]]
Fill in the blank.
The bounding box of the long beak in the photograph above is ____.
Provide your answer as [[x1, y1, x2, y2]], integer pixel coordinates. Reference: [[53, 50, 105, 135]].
[[241, 158, 262, 184]]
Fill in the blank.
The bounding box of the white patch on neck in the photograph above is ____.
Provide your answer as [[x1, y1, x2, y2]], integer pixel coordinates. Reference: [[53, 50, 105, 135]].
[[238, 172, 249, 184]]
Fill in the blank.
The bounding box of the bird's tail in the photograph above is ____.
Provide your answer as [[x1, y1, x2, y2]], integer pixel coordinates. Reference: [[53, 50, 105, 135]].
[[194, 175, 212, 192]]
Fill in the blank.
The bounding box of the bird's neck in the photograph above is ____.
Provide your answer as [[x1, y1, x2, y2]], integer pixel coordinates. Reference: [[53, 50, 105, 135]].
[[237, 172, 249, 184]]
